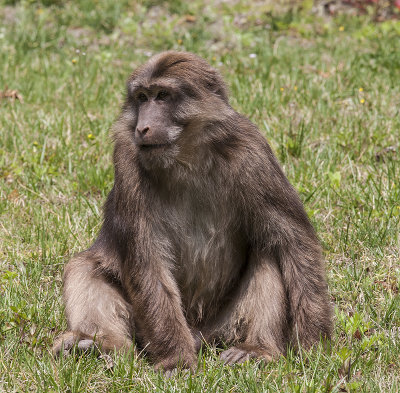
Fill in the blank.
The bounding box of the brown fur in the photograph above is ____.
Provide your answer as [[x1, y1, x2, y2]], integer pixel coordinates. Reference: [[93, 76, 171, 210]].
[[53, 51, 332, 372]]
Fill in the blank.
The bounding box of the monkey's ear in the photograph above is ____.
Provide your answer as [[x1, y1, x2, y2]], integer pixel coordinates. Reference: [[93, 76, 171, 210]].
[[125, 80, 134, 99]]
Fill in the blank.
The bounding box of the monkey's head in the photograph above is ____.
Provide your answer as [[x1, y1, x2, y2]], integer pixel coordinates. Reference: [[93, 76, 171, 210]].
[[115, 51, 232, 170]]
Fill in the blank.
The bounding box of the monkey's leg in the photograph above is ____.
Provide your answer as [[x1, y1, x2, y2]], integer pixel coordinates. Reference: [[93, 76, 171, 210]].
[[53, 250, 133, 356], [207, 253, 288, 364], [278, 244, 332, 350]]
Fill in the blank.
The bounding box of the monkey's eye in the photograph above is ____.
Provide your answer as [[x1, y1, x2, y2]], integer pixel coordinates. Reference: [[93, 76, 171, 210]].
[[137, 92, 148, 103], [156, 91, 169, 101]]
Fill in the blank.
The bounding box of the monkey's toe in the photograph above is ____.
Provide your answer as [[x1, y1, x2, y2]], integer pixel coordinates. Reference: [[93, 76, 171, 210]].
[[220, 347, 256, 365], [53, 332, 100, 357], [77, 339, 97, 352]]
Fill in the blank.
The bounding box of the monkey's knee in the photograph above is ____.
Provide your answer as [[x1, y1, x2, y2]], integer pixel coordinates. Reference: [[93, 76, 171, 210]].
[[209, 257, 289, 357], [61, 252, 134, 353]]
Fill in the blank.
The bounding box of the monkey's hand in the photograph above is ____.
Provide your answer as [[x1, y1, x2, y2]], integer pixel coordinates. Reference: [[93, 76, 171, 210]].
[[154, 351, 197, 376], [220, 345, 274, 365]]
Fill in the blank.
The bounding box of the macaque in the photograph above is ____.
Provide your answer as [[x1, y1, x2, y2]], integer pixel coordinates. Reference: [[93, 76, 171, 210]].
[[53, 51, 332, 372]]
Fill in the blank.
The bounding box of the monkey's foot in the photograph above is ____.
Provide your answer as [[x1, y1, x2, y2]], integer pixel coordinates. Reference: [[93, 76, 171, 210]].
[[53, 332, 100, 357], [220, 346, 273, 365]]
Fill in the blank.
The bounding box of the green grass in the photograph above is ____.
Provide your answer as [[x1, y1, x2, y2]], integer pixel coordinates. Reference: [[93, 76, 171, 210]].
[[1, 1, 399, 392]]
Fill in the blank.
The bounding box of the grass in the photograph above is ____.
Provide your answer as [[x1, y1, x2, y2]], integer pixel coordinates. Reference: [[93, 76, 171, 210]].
[[0, 0, 399, 391]]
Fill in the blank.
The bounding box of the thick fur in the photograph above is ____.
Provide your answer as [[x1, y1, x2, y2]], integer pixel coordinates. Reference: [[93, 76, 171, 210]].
[[53, 51, 332, 371]]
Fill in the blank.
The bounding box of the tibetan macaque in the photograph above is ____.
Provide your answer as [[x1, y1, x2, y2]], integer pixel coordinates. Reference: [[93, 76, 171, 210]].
[[53, 51, 332, 372]]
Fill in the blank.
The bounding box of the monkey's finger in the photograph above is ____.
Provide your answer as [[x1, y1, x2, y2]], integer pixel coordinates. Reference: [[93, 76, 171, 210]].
[[52, 332, 80, 357], [220, 347, 251, 365]]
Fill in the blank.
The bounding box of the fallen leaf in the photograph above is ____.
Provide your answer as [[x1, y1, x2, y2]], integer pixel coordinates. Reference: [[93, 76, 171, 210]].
[[353, 329, 362, 340], [374, 277, 399, 294], [0, 86, 23, 102], [375, 146, 397, 162], [7, 189, 19, 201], [339, 358, 351, 378], [185, 15, 196, 22]]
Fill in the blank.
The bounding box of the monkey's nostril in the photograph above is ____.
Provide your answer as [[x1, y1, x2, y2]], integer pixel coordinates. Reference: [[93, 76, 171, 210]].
[[136, 126, 149, 136]]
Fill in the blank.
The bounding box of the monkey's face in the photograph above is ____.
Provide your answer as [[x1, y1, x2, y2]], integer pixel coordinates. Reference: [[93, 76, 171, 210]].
[[125, 83, 184, 169]]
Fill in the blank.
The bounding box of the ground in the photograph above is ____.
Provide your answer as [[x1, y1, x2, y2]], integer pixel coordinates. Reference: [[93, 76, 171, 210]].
[[0, 1, 399, 392]]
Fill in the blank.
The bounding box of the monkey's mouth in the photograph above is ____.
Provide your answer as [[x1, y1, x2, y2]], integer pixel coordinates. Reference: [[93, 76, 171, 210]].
[[139, 143, 171, 150]]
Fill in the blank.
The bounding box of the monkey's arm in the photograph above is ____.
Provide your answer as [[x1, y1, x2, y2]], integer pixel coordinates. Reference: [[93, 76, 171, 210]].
[[123, 249, 197, 371], [238, 139, 332, 349]]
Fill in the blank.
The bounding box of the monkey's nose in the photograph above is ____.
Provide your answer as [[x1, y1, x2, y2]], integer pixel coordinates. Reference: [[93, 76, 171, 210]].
[[136, 126, 149, 136]]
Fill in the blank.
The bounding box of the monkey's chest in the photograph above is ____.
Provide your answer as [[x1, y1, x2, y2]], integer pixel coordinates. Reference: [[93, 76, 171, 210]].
[[167, 207, 246, 321]]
